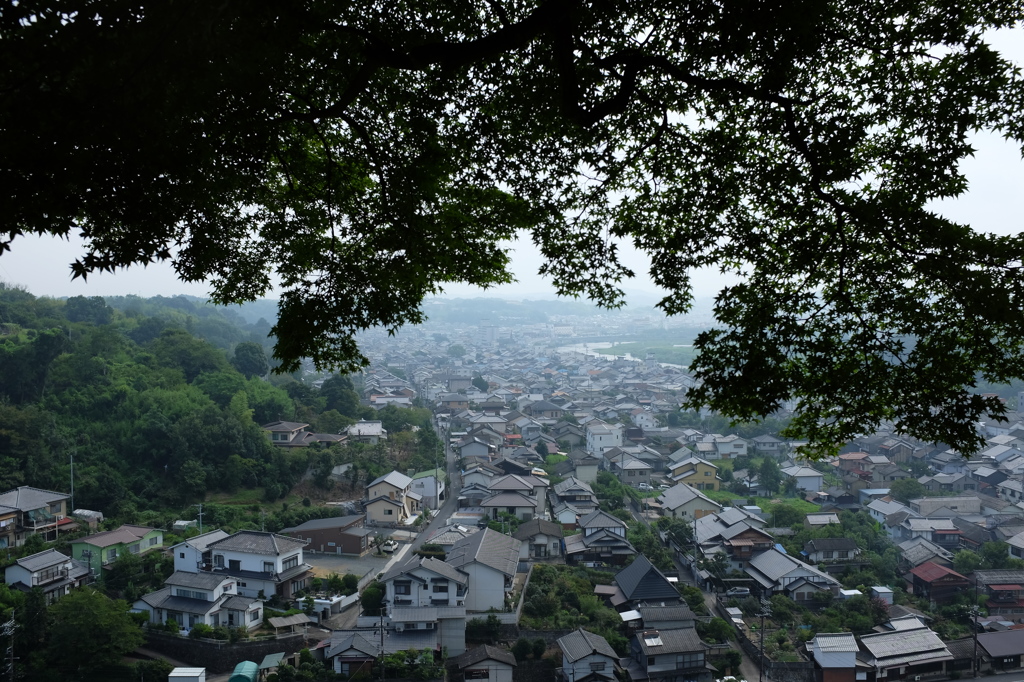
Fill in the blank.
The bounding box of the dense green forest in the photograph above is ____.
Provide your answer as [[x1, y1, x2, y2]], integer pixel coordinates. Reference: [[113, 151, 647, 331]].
[[0, 283, 440, 522]]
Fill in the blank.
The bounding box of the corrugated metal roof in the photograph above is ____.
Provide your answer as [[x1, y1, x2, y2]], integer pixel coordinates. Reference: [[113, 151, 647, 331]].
[[813, 633, 858, 653]]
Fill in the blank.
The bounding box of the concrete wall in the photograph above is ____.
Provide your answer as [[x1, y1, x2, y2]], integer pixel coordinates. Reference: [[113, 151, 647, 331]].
[[143, 630, 306, 674]]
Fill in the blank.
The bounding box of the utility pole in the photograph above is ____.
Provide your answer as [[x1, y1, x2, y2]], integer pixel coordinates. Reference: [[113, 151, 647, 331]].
[[194, 503, 204, 535], [69, 452, 74, 514], [972, 578, 980, 678], [758, 596, 773, 682]]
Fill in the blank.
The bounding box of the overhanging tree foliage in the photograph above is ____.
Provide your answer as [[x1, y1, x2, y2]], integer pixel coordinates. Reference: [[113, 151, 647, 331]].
[[4, 1, 1024, 454]]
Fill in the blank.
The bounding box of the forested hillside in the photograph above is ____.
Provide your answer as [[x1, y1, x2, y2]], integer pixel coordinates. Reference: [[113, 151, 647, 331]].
[[0, 283, 437, 523]]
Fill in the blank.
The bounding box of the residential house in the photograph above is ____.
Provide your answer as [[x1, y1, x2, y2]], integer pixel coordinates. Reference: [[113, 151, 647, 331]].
[[565, 510, 636, 566], [347, 420, 388, 444], [657, 484, 722, 520], [558, 628, 620, 682], [978, 630, 1024, 671], [586, 421, 622, 457], [752, 434, 785, 458], [637, 605, 697, 631], [365, 471, 421, 524], [614, 555, 681, 606], [804, 512, 840, 529], [326, 630, 381, 677], [279, 515, 376, 556], [0, 486, 71, 546], [262, 421, 311, 446], [71, 524, 164, 577], [551, 477, 599, 513], [858, 624, 953, 680], [898, 537, 954, 570], [906, 562, 969, 603], [133, 570, 263, 631], [197, 530, 314, 600], [4, 549, 89, 603], [448, 645, 517, 682], [627, 628, 711, 682], [668, 457, 720, 492], [447, 528, 521, 613], [781, 465, 825, 492], [715, 434, 749, 459], [439, 393, 470, 411], [513, 519, 564, 560], [411, 468, 447, 508], [171, 529, 231, 573], [802, 538, 861, 565], [909, 495, 981, 517], [745, 548, 840, 601], [380, 554, 469, 651], [895, 518, 961, 552], [481, 492, 539, 522], [614, 456, 653, 489], [975, 570, 1024, 618], [807, 632, 859, 682]]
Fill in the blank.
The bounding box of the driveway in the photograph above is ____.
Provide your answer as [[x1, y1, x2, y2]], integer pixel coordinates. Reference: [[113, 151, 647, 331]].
[[305, 551, 391, 583]]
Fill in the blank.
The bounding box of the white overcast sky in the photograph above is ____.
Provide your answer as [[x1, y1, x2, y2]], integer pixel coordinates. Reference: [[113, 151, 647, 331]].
[[2, 27, 1022, 303]]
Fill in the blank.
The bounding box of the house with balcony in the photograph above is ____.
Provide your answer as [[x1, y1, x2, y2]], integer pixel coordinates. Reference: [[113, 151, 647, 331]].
[[4, 549, 89, 603], [586, 421, 622, 457], [365, 471, 421, 525], [379, 554, 469, 654], [447, 528, 521, 613], [0, 486, 71, 547], [71, 524, 164, 577], [133, 570, 263, 631], [551, 477, 599, 513], [668, 457, 720, 492], [975, 570, 1024, 618], [745, 547, 840, 601], [906, 562, 969, 603], [558, 629, 620, 682], [626, 628, 711, 682], [169, 530, 313, 600], [565, 510, 636, 566]]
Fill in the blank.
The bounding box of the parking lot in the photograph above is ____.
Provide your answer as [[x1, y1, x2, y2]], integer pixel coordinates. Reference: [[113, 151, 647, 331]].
[[305, 551, 392, 583]]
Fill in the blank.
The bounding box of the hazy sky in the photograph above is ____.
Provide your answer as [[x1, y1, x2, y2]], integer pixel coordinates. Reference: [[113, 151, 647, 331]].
[[2, 27, 1022, 303]]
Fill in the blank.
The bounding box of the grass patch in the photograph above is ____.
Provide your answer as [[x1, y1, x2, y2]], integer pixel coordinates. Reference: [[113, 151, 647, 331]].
[[206, 488, 267, 505], [702, 490, 820, 515]]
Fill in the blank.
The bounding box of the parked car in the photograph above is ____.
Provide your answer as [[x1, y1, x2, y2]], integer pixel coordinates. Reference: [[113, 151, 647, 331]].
[[725, 587, 751, 598], [381, 539, 399, 554], [637, 482, 653, 491], [658, 484, 671, 490]]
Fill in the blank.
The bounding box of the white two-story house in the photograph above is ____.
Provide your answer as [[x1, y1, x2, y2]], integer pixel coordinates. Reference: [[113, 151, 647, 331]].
[[133, 570, 263, 631], [379, 554, 468, 655], [446, 528, 521, 613], [4, 549, 89, 604], [558, 628, 620, 682]]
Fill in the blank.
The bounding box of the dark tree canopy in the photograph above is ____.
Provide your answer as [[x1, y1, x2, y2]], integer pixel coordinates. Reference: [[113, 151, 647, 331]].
[[4, 1, 1024, 454]]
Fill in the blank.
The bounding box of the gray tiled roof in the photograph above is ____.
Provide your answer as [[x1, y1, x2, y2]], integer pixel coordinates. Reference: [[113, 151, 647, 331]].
[[327, 631, 381, 659], [804, 538, 859, 553], [380, 554, 468, 585], [513, 519, 563, 541], [448, 644, 517, 669], [172, 529, 230, 552], [579, 509, 627, 530], [16, 549, 69, 571], [221, 595, 259, 611], [366, 471, 413, 490], [209, 531, 307, 556], [280, 515, 364, 533], [635, 627, 705, 655], [166, 570, 234, 590], [614, 555, 680, 602], [637, 604, 696, 623], [558, 628, 618, 662], [448, 528, 520, 577], [0, 486, 68, 511]]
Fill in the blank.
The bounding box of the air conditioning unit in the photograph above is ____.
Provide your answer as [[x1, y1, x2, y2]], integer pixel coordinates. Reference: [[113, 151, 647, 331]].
[[394, 624, 405, 632], [914, 676, 921, 681]]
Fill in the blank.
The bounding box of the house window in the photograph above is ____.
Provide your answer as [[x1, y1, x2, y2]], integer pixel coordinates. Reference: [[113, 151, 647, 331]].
[[283, 555, 299, 571], [839, 551, 849, 558], [49, 503, 61, 514], [552, 542, 558, 551], [466, 670, 490, 679], [677, 654, 703, 669], [823, 551, 834, 559], [264, 561, 275, 572], [705, 471, 711, 476], [239, 582, 246, 588], [433, 584, 449, 593], [648, 657, 656, 666], [106, 549, 117, 562], [395, 582, 412, 595], [384, 509, 394, 516], [129, 543, 140, 554], [149, 537, 159, 546], [591, 662, 606, 672], [180, 552, 185, 559], [628, 471, 635, 477], [250, 609, 261, 622], [215, 555, 225, 567]]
